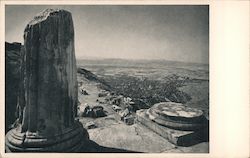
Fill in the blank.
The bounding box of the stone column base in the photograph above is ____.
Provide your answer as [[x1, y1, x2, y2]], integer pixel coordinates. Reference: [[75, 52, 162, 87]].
[[5, 121, 89, 152]]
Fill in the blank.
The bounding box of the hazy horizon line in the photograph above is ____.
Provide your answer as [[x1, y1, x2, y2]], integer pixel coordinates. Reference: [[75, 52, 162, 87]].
[[76, 56, 209, 65]]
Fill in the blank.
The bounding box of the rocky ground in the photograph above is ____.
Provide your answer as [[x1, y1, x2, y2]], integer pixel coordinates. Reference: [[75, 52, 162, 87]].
[[76, 73, 209, 153]]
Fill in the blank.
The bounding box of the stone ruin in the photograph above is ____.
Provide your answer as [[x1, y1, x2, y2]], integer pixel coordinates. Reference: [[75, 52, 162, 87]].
[[5, 9, 89, 152], [5, 8, 209, 153], [137, 102, 209, 146]]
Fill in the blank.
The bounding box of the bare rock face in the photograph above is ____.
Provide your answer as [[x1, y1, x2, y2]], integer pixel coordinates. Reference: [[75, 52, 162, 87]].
[[6, 9, 89, 152], [5, 42, 23, 133]]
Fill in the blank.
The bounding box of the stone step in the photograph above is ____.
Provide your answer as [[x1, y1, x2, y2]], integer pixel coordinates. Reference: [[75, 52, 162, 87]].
[[136, 109, 208, 147]]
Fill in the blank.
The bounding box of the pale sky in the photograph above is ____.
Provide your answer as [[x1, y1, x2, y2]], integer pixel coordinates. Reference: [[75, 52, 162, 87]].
[[5, 5, 209, 63]]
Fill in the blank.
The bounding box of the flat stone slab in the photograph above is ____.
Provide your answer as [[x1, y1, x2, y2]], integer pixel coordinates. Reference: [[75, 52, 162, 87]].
[[136, 109, 208, 147], [88, 123, 175, 153], [153, 102, 203, 118], [150, 102, 206, 123], [163, 142, 209, 153]]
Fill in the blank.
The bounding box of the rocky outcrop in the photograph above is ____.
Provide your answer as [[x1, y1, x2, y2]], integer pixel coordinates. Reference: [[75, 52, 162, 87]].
[[77, 68, 99, 81], [77, 67, 111, 90], [5, 42, 23, 133], [6, 9, 88, 152]]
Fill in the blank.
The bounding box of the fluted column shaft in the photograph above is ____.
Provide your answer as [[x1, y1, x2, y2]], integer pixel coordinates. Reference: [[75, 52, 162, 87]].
[[6, 9, 88, 152]]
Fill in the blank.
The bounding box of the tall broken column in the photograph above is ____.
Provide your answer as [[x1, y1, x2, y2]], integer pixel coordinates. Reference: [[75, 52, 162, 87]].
[[5, 9, 89, 152]]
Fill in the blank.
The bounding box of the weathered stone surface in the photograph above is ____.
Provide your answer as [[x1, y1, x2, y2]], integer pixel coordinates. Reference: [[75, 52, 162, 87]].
[[136, 109, 208, 147], [88, 123, 175, 153], [6, 8, 88, 152], [152, 102, 204, 118], [147, 102, 208, 130], [163, 142, 209, 153], [78, 104, 106, 118], [21, 8, 78, 132]]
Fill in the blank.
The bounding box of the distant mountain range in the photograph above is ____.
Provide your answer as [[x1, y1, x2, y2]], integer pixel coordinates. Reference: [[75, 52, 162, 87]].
[[76, 56, 208, 66]]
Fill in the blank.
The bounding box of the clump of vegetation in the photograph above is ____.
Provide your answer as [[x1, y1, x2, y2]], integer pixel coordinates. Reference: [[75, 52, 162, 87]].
[[104, 74, 191, 108]]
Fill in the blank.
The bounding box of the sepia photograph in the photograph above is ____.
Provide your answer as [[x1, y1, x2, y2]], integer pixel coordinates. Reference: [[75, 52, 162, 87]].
[[4, 5, 209, 153], [1, 1, 249, 157]]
